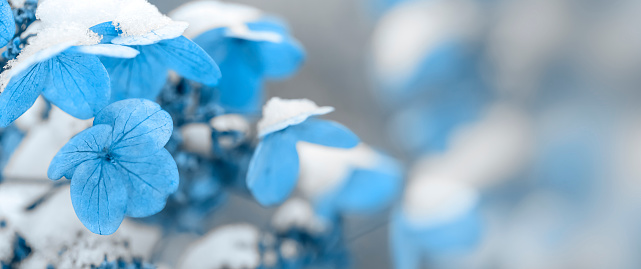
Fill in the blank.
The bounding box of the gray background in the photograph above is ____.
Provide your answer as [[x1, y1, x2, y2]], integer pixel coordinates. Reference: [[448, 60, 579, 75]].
[[151, 0, 394, 268]]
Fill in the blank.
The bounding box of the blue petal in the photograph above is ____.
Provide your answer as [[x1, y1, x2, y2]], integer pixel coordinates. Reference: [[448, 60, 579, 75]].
[[287, 118, 359, 148], [0, 0, 15, 48], [42, 52, 110, 119], [100, 46, 169, 101], [48, 124, 113, 180], [247, 130, 299, 206], [89, 22, 121, 44], [116, 149, 179, 217], [330, 167, 402, 213], [247, 21, 305, 79], [94, 99, 173, 157], [391, 209, 422, 269], [70, 159, 128, 235], [154, 36, 221, 86], [0, 64, 48, 127]]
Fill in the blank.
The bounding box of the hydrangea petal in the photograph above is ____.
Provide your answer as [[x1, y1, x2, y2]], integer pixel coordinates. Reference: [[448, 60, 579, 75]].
[[48, 124, 113, 180], [288, 118, 359, 148], [154, 36, 221, 86], [70, 159, 128, 235], [0, 0, 15, 48], [42, 52, 111, 119], [247, 21, 305, 78], [331, 168, 401, 213], [0, 64, 49, 127], [89, 21, 121, 44], [247, 130, 299, 206], [94, 99, 173, 157], [116, 149, 179, 217], [100, 46, 169, 101]]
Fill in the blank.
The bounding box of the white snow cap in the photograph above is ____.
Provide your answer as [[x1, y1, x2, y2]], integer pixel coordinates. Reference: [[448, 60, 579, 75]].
[[271, 198, 327, 234], [257, 97, 334, 137], [371, 0, 481, 88], [170, 0, 262, 39], [402, 178, 479, 228], [178, 224, 261, 269], [410, 103, 532, 188], [297, 143, 380, 199], [180, 123, 213, 157], [0, 183, 161, 268]]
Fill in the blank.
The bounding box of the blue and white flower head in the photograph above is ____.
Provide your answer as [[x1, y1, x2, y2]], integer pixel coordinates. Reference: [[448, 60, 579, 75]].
[[370, 0, 481, 103], [247, 97, 359, 206], [392, 178, 482, 269], [37, 0, 221, 102], [0, 1, 141, 127], [171, 1, 305, 114], [48, 99, 179, 235], [178, 224, 262, 269], [297, 143, 403, 219]]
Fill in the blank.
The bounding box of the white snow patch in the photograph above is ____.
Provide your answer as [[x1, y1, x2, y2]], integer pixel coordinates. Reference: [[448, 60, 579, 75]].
[[178, 224, 261, 269], [257, 97, 334, 137], [402, 178, 479, 228], [297, 143, 380, 199], [180, 123, 213, 157], [170, 0, 262, 39], [410, 103, 533, 188], [210, 114, 250, 133], [271, 198, 327, 234], [371, 0, 481, 88], [3, 106, 92, 180]]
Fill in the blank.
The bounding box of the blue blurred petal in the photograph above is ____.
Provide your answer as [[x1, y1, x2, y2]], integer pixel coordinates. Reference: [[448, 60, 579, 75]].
[[0, 64, 48, 127], [89, 21, 121, 44], [48, 124, 113, 180], [70, 159, 128, 235], [154, 36, 221, 86], [42, 52, 110, 119], [332, 167, 401, 213], [100, 46, 169, 101], [94, 99, 173, 157], [117, 149, 179, 217], [247, 130, 299, 206], [247, 21, 305, 79], [288, 118, 359, 148], [0, 0, 14, 48]]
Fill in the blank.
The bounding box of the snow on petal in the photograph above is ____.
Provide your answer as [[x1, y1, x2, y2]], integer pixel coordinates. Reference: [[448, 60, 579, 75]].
[[178, 224, 261, 269], [170, 0, 262, 39], [257, 97, 334, 137]]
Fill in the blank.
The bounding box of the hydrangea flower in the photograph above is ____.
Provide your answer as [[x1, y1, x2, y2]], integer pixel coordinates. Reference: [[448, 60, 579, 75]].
[[0, 0, 15, 48], [297, 143, 403, 219], [171, 1, 305, 114], [246, 97, 359, 206], [391, 179, 482, 269], [48, 99, 178, 235], [0, 23, 140, 127]]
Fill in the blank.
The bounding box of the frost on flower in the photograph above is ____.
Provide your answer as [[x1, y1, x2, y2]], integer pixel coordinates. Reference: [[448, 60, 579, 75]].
[[177, 224, 261, 269], [0, 17, 139, 127], [172, 1, 305, 114], [298, 143, 403, 218], [48, 99, 178, 235], [247, 97, 359, 206]]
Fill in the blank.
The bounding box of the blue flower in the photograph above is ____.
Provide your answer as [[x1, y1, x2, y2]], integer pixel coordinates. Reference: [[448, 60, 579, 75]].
[[48, 99, 178, 235], [391, 180, 482, 269], [90, 21, 222, 102], [297, 144, 403, 219], [247, 98, 359, 206], [0, 30, 140, 127], [171, 1, 305, 114], [0, 0, 15, 48]]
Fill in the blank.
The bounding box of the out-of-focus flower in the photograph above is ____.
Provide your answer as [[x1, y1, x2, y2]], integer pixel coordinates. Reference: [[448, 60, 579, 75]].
[[247, 97, 359, 206], [171, 1, 305, 114], [48, 99, 178, 235]]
